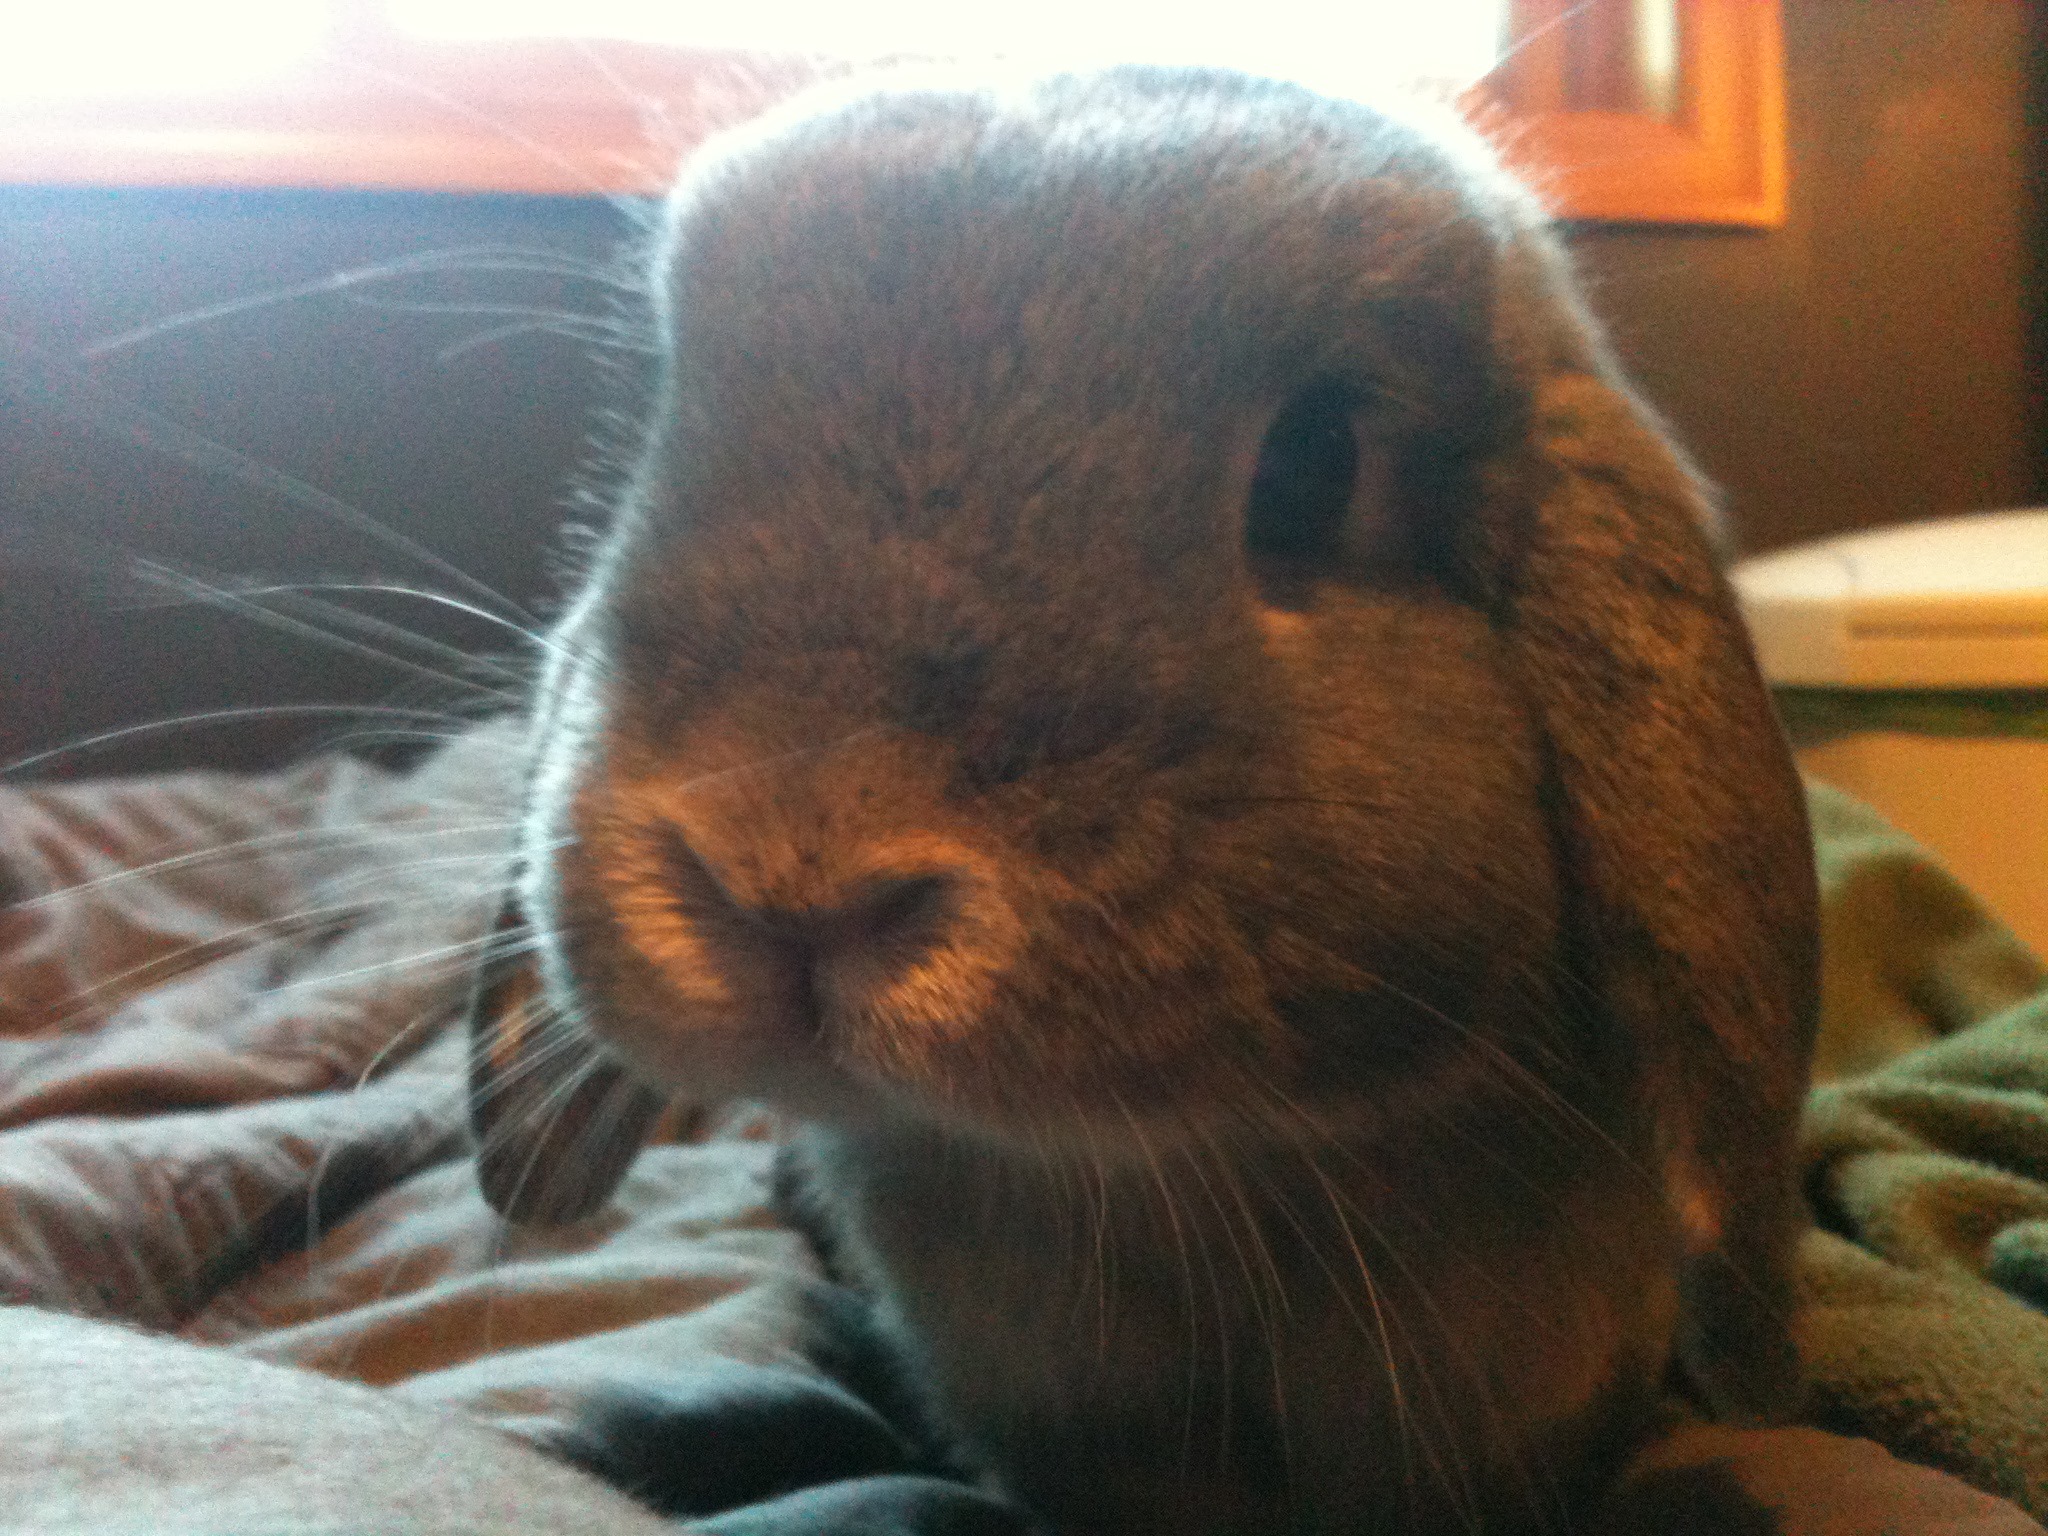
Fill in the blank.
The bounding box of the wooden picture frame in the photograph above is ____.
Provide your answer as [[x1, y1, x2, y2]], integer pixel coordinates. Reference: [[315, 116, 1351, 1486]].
[[1480, 0, 1786, 226]]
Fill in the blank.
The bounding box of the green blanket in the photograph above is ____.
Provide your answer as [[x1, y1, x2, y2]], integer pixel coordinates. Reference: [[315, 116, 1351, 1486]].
[[1797, 780, 2048, 1516]]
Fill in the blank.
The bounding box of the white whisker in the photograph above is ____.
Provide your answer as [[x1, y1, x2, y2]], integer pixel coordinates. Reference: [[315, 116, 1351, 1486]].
[[2, 705, 479, 778]]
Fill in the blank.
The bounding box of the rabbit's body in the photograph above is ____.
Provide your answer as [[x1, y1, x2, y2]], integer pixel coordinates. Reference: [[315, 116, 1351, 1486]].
[[783, 1103, 1679, 1533], [474, 67, 1818, 1535]]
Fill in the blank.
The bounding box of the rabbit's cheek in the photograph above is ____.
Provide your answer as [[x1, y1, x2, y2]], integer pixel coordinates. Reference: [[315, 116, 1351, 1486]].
[[1271, 593, 1561, 980]]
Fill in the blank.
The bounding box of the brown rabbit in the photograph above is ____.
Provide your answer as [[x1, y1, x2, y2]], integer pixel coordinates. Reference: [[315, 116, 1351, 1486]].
[[469, 65, 1818, 1535]]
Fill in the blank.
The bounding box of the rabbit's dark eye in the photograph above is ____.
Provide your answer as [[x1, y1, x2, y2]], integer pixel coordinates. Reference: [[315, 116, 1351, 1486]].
[[1243, 380, 1359, 574], [1242, 380, 1413, 606]]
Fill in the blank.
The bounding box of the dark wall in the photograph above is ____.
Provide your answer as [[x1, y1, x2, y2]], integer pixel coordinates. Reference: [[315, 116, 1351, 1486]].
[[2, 2, 2042, 772], [1, 190, 642, 773], [1570, 0, 2044, 553]]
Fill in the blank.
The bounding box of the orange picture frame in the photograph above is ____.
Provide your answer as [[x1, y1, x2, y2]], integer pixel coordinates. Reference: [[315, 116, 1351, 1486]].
[[1481, 0, 1785, 226]]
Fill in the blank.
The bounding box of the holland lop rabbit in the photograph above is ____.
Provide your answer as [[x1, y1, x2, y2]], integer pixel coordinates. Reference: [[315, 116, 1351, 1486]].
[[469, 65, 1818, 1535]]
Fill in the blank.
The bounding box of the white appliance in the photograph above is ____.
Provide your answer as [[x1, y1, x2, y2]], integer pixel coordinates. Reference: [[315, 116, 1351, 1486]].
[[1733, 510, 2048, 956]]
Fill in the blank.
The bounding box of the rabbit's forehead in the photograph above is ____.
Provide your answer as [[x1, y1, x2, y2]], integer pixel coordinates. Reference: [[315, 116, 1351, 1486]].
[[663, 95, 1492, 418], [637, 80, 1513, 577]]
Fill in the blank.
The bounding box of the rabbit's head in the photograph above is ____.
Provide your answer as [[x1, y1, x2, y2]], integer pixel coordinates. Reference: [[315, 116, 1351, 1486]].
[[471, 65, 1817, 1430]]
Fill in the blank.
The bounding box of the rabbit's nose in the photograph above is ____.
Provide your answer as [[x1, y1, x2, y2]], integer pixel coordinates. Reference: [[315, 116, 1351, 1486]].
[[661, 823, 970, 1025], [814, 871, 960, 959], [760, 868, 962, 987]]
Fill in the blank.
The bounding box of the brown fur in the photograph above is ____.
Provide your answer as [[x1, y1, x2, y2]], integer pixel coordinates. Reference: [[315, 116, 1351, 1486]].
[[472, 65, 1818, 1535]]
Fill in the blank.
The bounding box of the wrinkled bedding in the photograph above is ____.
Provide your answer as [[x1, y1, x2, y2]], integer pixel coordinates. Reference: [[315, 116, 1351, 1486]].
[[0, 721, 822, 1449], [4, 723, 2048, 1533]]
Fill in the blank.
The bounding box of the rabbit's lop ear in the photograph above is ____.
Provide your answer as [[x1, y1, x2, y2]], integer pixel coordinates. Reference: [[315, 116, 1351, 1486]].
[[468, 896, 667, 1225], [1480, 359, 1819, 1421]]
